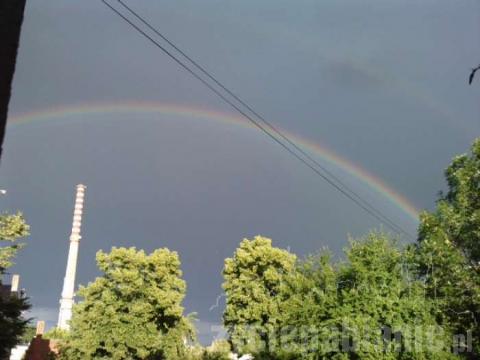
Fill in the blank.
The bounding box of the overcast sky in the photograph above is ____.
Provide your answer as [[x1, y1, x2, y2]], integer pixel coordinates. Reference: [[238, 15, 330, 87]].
[[2, 0, 479, 343]]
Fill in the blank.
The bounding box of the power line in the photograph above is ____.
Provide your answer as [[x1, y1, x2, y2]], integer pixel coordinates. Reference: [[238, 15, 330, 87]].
[[101, 0, 412, 238], [100, 0, 414, 238], [113, 0, 408, 236]]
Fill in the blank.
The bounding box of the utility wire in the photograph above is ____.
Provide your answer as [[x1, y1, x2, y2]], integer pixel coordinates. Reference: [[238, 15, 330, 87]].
[[102, 0, 411, 238], [114, 0, 411, 237], [113, 0, 407, 236], [101, 0, 413, 238]]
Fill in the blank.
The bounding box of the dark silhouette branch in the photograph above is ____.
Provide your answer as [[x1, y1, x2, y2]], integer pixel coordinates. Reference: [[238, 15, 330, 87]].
[[468, 64, 480, 85]]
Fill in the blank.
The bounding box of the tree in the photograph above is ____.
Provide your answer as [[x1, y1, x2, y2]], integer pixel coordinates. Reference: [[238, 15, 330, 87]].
[[0, 212, 29, 272], [43, 327, 68, 340], [416, 138, 480, 357], [278, 233, 456, 359], [222, 236, 296, 356], [334, 233, 454, 359], [276, 251, 338, 359], [419, 138, 480, 263], [203, 340, 231, 360], [220, 233, 457, 359], [183, 340, 231, 360], [18, 324, 36, 345], [60, 247, 194, 360], [0, 212, 30, 359]]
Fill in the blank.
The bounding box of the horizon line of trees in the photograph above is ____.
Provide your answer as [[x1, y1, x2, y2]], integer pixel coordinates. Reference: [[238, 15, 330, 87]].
[[1, 138, 479, 360]]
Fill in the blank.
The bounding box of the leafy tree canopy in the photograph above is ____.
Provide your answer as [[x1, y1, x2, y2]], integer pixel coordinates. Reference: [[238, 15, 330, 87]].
[[0, 212, 29, 272], [419, 138, 480, 262], [277, 232, 456, 360], [223, 236, 296, 355], [0, 212, 30, 359], [61, 247, 194, 360], [416, 138, 480, 357]]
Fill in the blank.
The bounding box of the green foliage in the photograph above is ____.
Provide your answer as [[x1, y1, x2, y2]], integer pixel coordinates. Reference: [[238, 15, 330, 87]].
[[203, 340, 231, 360], [0, 212, 29, 272], [222, 233, 460, 359], [416, 138, 480, 356], [278, 233, 456, 359], [223, 236, 296, 355], [0, 212, 30, 359], [43, 327, 69, 340], [60, 247, 194, 360], [419, 138, 480, 262], [0, 294, 31, 356], [277, 252, 339, 358], [183, 340, 231, 360], [18, 325, 36, 344], [221, 140, 480, 358]]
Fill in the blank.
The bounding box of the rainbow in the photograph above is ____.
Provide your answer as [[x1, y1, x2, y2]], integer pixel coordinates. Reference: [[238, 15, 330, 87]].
[[7, 101, 420, 222]]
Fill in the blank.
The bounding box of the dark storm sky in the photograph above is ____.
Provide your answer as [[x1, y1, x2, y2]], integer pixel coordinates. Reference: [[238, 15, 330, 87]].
[[1, 0, 479, 343]]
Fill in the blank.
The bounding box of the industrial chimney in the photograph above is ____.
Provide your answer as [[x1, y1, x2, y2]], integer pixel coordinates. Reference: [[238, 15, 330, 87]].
[[57, 184, 86, 330]]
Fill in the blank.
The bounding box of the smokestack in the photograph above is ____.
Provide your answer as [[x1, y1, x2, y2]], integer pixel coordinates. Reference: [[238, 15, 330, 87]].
[[57, 184, 86, 330], [36, 321, 45, 336], [10, 274, 19, 293]]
